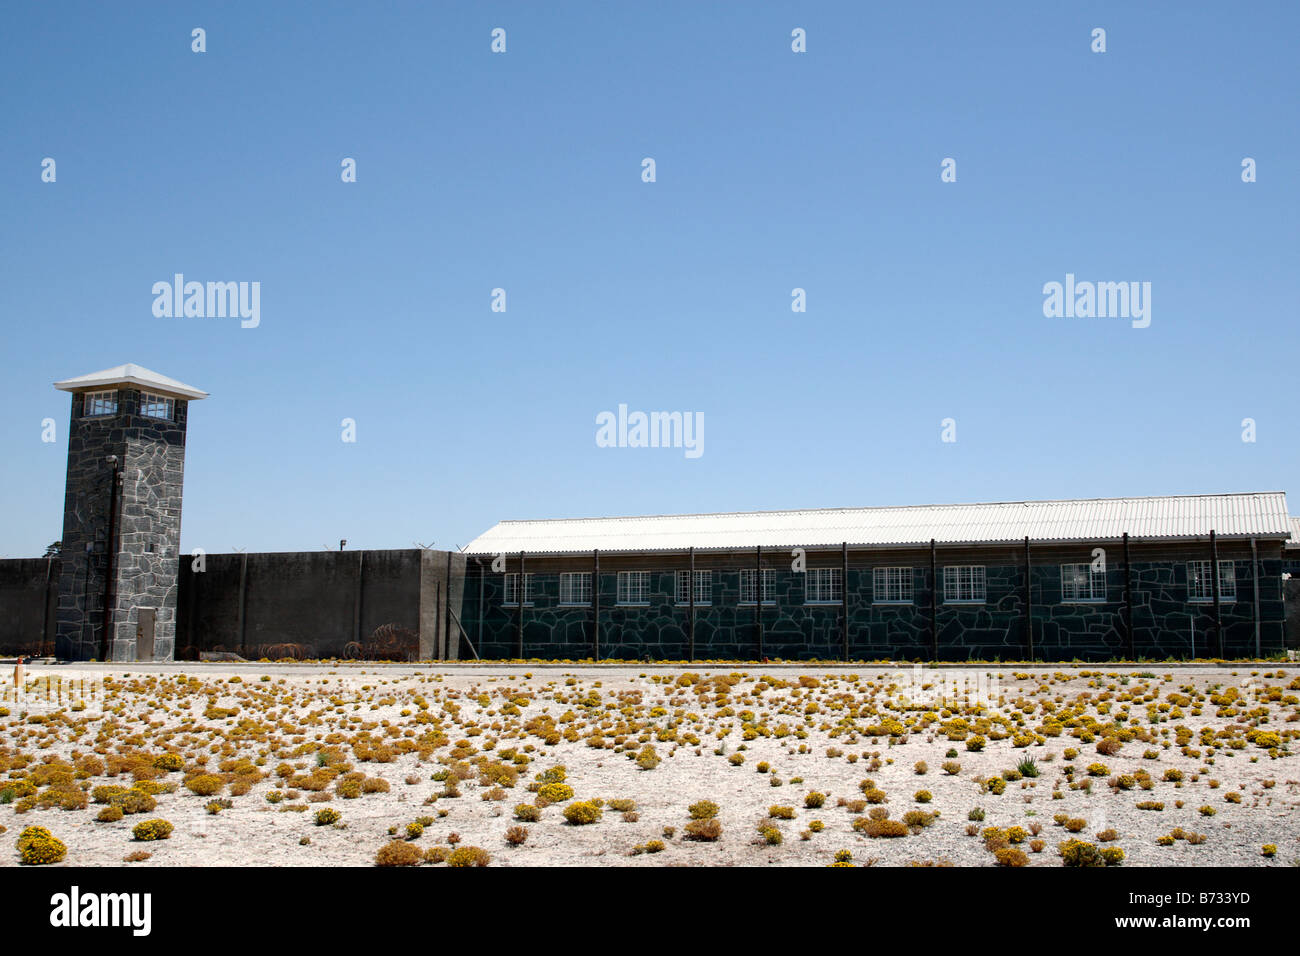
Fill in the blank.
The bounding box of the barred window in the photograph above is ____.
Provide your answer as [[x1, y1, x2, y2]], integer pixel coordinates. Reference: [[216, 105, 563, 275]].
[[84, 390, 117, 416], [1060, 563, 1105, 602], [503, 573, 534, 606], [559, 572, 591, 605], [739, 568, 776, 604], [805, 567, 842, 603], [617, 571, 651, 605], [1188, 560, 1235, 602], [675, 570, 712, 605], [872, 567, 913, 603], [943, 566, 986, 603], [139, 392, 173, 420]]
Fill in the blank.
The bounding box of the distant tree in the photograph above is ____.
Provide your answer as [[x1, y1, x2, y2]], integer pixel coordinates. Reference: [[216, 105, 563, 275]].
[[44, 541, 61, 557]]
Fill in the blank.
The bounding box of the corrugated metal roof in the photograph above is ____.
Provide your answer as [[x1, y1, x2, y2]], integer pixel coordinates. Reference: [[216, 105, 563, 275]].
[[462, 492, 1292, 555], [1287, 517, 1300, 549]]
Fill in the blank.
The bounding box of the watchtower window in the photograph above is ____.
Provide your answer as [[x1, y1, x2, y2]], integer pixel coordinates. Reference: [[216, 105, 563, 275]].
[[139, 392, 173, 420], [83, 390, 117, 416]]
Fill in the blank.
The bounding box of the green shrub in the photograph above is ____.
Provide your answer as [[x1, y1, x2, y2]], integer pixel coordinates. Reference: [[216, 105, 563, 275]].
[[852, 818, 908, 838], [184, 774, 224, 797], [563, 801, 602, 825], [995, 847, 1029, 867], [152, 753, 184, 772], [684, 819, 722, 841], [131, 819, 173, 842], [17, 826, 66, 865], [1060, 838, 1104, 867], [113, 789, 156, 815], [314, 808, 341, 826], [537, 782, 574, 803], [375, 840, 421, 866], [447, 846, 491, 867], [688, 799, 719, 820]]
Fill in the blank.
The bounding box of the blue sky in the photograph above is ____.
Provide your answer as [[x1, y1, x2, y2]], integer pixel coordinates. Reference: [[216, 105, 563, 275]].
[[2, 1, 1296, 557]]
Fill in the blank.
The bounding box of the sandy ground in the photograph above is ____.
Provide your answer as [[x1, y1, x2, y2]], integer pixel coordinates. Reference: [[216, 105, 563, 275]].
[[1, 662, 1296, 867]]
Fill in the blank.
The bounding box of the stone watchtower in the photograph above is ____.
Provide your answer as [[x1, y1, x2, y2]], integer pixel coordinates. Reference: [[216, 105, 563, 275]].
[[52, 364, 207, 661]]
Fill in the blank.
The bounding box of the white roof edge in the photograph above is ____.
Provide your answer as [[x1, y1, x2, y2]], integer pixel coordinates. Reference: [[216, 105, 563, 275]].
[[462, 492, 1292, 555], [53, 363, 208, 400], [463, 534, 1290, 558], [491, 491, 1291, 526]]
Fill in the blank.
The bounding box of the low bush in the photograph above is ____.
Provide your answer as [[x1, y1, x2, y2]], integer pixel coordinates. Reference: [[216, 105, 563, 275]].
[[131, 819, 173, 842], [376, 840, 421, 866], [447, 846, 491, 867]]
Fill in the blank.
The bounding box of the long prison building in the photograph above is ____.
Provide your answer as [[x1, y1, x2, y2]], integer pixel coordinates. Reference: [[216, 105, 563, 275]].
[[454, 493, 1295, 661]]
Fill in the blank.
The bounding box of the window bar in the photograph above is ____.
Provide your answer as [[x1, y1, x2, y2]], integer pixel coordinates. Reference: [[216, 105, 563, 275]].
[[592, 550, 599, 662]]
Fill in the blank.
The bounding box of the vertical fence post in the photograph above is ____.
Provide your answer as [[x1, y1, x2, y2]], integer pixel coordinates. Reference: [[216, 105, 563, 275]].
[[444, 550, 453, 662], [237, 551, 248, 657], [516, 551, 525, 659], [688, 546, 695, 662], [841, 542, 849, 662], [1210, 530, 1222, 657], [1024, 536, 1033, 661], [755, 545, 763, 660], [930, 539, 938, 661], [1123, 532, 1134, 659], [1251, 537, 1260, 658]]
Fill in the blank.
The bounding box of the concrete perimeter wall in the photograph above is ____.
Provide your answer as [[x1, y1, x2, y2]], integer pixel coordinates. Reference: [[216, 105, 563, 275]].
[[0, 558, 59, 657], [0, 549, 1295, 661]]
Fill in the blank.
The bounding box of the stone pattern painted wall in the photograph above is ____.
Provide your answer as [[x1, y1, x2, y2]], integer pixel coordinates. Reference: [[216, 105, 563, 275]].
[[55, 389, 189, 661], [459, 559, 1286, 662]]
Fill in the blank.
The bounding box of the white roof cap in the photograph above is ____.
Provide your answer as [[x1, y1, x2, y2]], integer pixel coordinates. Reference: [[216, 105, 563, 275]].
[[53, 363, 208, 400], [463, 492, 1292, 555]]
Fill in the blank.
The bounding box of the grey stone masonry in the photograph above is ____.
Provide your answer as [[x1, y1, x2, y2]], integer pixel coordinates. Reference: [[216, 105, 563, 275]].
[[55, 388, 190, 661]]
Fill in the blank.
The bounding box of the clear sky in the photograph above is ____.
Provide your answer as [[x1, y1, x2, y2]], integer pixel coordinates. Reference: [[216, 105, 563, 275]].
[[2, 1, 1296, 557]]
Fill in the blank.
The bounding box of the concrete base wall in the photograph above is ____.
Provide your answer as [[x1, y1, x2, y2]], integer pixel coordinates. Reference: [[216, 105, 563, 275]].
[[0, 558, 59, 657], [177, 549, 426, 660]]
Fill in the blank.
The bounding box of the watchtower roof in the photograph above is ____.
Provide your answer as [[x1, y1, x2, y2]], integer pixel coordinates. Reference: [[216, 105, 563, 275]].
[[53, 364, 208, 401]]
